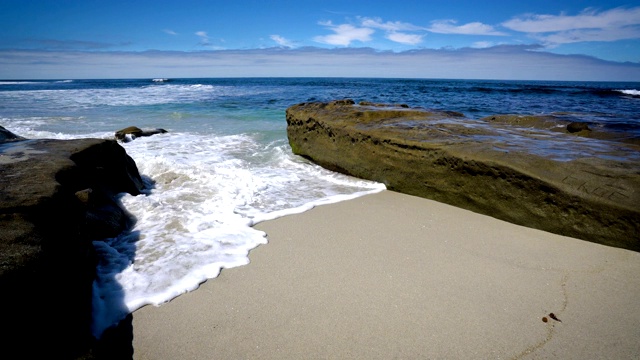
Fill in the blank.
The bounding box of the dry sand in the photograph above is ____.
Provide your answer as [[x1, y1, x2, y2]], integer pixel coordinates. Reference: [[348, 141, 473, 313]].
[[132, 190, 640, 359]]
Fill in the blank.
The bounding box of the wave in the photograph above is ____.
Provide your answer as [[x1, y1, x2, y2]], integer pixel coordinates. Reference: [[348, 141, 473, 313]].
[[614, 89, 640, 97], [579, 88, 640, 98], [470, 85, 560, 95], [0, 83, 222, 108], [152, 78, 169, 83], [0, 80, 72, 86], [0, 81, 39, 85], [471, 85, 640, 99], [90, 131, 385, 336]]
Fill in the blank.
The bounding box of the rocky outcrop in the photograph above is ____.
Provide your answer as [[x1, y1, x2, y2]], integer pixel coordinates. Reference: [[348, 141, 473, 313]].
[[115, 126, 167, 143], [0, 125, 26, 142], [0, 126, 144, 359], [286, 100, 640, 251]]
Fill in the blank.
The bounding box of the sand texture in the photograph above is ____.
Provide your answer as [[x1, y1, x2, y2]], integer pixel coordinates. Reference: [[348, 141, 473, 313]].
[[132, 191, 640, 359]]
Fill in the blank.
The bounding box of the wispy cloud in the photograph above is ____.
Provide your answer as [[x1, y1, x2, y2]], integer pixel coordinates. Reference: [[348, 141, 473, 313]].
[[314, 18, 426, 46], [313, 21, 374, 46], [270, 35, 294, 48], [427, 20, 506, 35], [471, 41, 496, 48], [195, 31, 210, 45], [386, 32, 424, 45], [360, 17, 426, 45], [360, 17, 425, 32], [503, 7, 640, 32], [164, 29, 178, 36], [314, 16, 508, 47], [502, 6, 640, 45]]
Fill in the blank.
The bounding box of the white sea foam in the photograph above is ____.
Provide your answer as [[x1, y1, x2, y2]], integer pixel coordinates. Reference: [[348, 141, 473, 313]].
[[1, 121, 384, 336], [89, 131, 385, 336], [0, 81, 39, 85], [615, 89, 640, 96], [0, 83, 222, 108], [0, 83, 283, 113]]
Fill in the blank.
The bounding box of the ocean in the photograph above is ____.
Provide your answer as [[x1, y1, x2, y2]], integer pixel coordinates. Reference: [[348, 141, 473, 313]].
[[1, 77, 638, 336]]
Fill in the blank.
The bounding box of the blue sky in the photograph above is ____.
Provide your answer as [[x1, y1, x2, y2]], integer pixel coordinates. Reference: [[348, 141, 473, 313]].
[[1, 0, 639, 80]]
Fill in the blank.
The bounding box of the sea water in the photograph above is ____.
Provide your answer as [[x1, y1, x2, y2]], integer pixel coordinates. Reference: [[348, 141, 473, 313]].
[[0, 77, 638, 336]]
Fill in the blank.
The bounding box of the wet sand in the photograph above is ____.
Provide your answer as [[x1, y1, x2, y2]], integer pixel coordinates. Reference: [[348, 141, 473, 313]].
[[131, 190, 640, 359]]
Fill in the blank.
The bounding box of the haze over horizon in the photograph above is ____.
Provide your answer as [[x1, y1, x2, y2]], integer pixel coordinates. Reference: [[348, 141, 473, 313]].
[[1, 0, 639, 81]]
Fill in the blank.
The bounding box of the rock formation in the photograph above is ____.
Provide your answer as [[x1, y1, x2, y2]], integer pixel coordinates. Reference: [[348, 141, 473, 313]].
[[0, 126, 144, 359], [286, 100, 640, 251], [115, 126, 167, 143]]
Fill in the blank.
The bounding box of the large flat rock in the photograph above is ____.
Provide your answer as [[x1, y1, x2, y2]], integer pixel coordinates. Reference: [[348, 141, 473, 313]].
[[286, 100, 640, 251], [0, 129, 144, 359]]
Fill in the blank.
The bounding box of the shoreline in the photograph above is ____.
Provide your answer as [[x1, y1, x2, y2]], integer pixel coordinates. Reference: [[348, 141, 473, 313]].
[[131, 190, 640, 359]]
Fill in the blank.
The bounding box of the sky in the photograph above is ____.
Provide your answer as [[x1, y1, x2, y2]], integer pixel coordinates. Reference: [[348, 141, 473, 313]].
[[1, 0, 640, 81]]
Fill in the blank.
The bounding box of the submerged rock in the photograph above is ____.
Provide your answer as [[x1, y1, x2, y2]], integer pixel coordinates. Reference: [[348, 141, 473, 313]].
[[485, 114, 638, 145], [567, 122, 591, 133], [286, 100, 640, 251], [0, 128, 144, 358]]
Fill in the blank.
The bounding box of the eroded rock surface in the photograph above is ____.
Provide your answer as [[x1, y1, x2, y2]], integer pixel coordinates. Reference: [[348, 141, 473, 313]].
[[0, 127, 144, 359], [286, 100, 640, 251]]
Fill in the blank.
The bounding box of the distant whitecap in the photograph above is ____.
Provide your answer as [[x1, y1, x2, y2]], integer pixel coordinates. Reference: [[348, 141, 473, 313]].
[[615, 89, 640, 97]]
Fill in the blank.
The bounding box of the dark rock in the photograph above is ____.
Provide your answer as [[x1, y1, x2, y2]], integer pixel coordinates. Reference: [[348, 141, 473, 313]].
[[0, 134, 144, 359], [0, 125, 26, 142], [567, 122, 591, 133], [359, 101, 410, 108], [115, 126, 167, 142], [286, 100, 640, 251]]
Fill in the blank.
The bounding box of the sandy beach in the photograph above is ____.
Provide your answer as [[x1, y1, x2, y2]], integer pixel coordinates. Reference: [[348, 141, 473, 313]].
[[131, 190, 640, 359]]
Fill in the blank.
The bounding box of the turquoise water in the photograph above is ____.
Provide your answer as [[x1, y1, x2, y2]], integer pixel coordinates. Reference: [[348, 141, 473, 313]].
[[2, 78, 639, 136]]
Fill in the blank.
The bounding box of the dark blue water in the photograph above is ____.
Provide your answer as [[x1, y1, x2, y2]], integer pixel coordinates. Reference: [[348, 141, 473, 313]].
[[2, 78, 638, 133]]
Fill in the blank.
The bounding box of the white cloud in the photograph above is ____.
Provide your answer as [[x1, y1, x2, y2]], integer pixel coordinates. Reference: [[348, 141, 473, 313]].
[[428, 20, 506, 35], [164, 29, 177, 36], [358, 17, 426, 45], [386, 32, 424, 45], [360, 17, 426, 32], [195, 31, 210, 45], [315, 16, 508, 47], [313, 21, 374, 46], [502, 6, 640, 45], [503, 7, 640, 33], [270, 35, 294, 48]]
